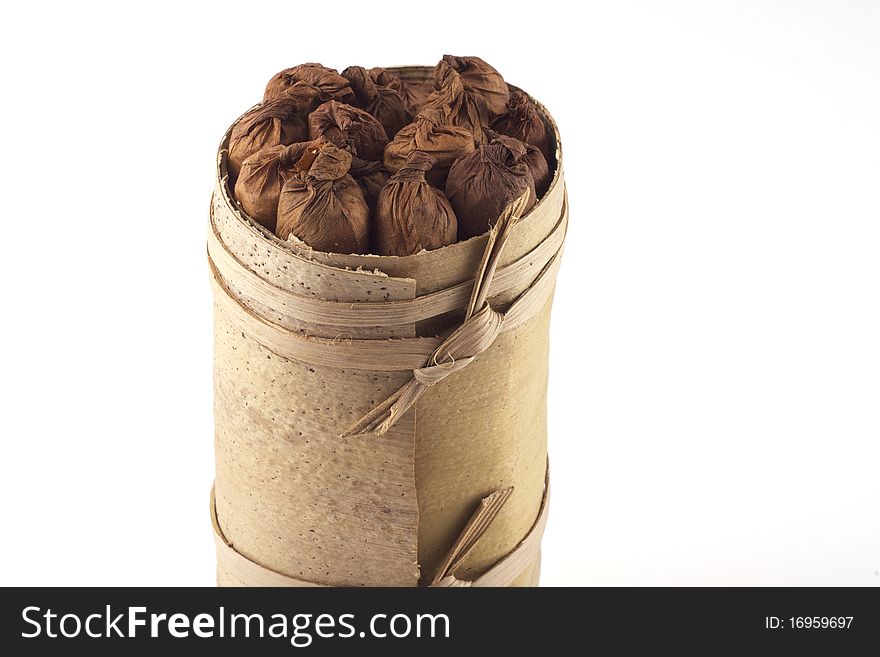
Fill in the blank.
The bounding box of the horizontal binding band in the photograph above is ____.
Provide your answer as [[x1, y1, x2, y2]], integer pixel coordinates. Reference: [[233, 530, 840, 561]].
[[211, 465, 550, 587], [209, 194, 567, 328], [209, 226, 565, 372]]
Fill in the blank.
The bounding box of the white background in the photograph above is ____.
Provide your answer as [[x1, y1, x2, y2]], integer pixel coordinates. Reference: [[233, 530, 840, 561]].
[[0, 1, 877, 586]]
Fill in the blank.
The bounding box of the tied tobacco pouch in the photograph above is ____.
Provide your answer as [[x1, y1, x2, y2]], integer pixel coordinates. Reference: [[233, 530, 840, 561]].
[[435, 55, 509, 118], [372, 151, 457, 256], [308, 100, 389, 163], [264, 63, 355, 104], [383, 108, 476, 188], [342, 66, 413, 141], [446, 132, 537, 240], [227, 90, 317, 182], [491, 90, 554, 165], [276, 142, 370, 254], [484, 128, 551, 199]]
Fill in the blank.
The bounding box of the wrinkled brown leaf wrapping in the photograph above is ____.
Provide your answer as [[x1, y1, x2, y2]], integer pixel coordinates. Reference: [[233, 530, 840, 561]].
[[233, 140, 319, 232], [446, 133, 537, 240], [342, 66, 412, 141], [372, 151, 458, 256], [264, 63, 355, 104], [349, 156, 390, 212], [421, 59, 491, 144], [384, 108, 476, 188], [308, 100, 389, 163], [227, 93, 314, 182], [276, 142, 370, 254], [436, 55, 509, 118], [484, 128, 551, 199], [491, 90, 554, 165]]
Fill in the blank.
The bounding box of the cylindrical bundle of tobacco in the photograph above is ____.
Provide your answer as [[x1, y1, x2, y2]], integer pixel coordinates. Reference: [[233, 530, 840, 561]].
[[211, 63, 564, 590]]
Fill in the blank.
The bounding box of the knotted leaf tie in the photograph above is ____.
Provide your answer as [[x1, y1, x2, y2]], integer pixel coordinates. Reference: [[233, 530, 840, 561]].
[[340, 189, 533, 438]]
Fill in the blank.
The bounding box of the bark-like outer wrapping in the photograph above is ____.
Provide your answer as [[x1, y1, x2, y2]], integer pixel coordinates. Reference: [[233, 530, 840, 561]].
[[210, 66, 566, 587]]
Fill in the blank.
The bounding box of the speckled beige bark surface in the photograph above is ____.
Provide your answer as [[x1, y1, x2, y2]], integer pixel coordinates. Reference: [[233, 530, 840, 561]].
[[415, 296, 553, 584], [214, 311, 418, 586]]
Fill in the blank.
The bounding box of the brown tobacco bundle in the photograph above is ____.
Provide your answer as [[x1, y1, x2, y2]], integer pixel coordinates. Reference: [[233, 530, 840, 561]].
[[308, 100, 389, 162], [421, 59, 491, 143], [227, 91, 317, 182], [491, 90, 554, 164], [234, 140, 319, 232], [264, 63, 355, 104], [229, 58, 553, 252], [373, 151, 457, 256], [342, 66, 412, 140], [484, 128, 551, 198], [384, 108, 476, 188], [435, 55, 509, 118], [276, 142, 370, 254], [446, 133, 537, 240], [349, 156, 390, 213]]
